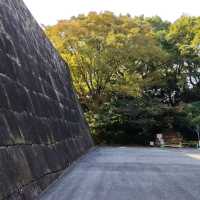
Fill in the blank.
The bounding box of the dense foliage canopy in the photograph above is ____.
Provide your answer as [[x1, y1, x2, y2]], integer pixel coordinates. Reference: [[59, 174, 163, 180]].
[[46, 13, 200, 145]]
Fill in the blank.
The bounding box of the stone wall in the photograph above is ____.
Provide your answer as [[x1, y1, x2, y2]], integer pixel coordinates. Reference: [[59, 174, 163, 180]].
[[0, 0, 93, 199]]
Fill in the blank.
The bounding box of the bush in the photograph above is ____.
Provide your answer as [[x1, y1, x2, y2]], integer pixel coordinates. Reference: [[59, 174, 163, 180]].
[[85, 94, 177, 145]]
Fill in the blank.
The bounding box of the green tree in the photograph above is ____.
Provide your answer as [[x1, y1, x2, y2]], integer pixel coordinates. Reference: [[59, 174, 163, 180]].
[[45, 13, 200, 145], [45, 12, 166, 109]]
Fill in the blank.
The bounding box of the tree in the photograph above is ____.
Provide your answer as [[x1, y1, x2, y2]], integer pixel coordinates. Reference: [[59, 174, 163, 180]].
[[45, 13, 200, 145], [45, 12, 166, 109]]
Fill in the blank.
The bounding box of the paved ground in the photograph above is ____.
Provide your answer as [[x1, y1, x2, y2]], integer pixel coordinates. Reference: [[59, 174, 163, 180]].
[[40, 147, 200, 200]]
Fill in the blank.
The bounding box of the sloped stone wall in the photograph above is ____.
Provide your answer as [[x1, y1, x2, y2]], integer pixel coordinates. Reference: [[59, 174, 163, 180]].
[[0, 0, 93, 199]]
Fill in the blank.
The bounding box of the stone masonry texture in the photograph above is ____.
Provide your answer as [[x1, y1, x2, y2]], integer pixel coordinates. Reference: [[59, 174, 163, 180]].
[[0, 0, 93, 199]]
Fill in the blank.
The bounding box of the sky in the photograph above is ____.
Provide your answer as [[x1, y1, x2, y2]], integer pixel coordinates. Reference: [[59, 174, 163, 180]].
[[23, 0, 200, 25]]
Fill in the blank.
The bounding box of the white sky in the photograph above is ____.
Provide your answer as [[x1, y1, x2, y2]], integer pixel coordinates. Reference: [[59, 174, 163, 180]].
[[23, 0, 200, 25]]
